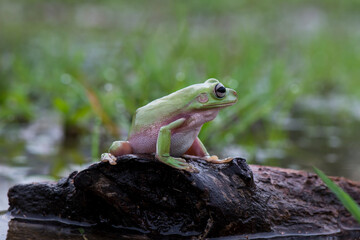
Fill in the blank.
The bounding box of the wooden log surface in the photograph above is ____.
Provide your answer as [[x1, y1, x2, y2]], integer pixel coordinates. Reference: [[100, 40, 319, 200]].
[[7, 155, 360, 238]]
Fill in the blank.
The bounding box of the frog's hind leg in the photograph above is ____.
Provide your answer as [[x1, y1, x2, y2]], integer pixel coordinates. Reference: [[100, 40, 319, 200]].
[[101, 141, 132, 165], [184, 137, 209, 157], [185, 137, 233, 164]]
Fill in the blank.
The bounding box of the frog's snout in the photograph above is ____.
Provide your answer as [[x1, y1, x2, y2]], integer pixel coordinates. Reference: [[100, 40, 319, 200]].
[[228, 89, 238, 101]]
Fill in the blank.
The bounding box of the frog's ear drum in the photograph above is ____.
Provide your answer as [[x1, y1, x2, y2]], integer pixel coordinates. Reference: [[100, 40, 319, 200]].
[[214, 83, 226, 98], [196, 93, 209, 103]]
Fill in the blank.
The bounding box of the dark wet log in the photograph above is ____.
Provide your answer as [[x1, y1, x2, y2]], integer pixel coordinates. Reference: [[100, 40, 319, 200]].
[[7, 155, 360, 238]]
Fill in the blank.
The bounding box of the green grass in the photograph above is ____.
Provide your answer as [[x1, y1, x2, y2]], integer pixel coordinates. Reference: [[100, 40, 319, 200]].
[[314, 167, 360, 223], [1, 0, 360, 162]]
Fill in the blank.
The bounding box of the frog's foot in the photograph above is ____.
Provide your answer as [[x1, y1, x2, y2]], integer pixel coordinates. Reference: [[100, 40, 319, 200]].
[[156, 155, 198, 173], [101, 153, 117, 165], [204, 155, 234, 164]]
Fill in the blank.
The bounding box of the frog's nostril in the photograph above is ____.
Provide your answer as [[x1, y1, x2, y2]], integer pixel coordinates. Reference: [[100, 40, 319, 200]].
[[232, 91, 237, 96]]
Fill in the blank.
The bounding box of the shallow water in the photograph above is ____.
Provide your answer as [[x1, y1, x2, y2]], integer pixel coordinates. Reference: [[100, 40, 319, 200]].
[[2, 213, 360, 240], [0, 212, 8, 240], [1, 96, 360, 239], [223, 95, 360, 182]]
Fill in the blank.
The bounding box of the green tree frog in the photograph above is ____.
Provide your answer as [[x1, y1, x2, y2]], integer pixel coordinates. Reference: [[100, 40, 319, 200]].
[[101, 78, 238, 172]]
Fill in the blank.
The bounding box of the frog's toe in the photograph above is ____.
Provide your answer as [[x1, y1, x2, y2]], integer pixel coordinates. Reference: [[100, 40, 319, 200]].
[[157, 155, 196, 172], [184, 164, 199, 173], [172, 158, 189, 168], [101, 153, 117, 165], [207, 155, 219, 161], [172, 157, 198, 172], [175, 157, 187, 163], [204, 155, 233, 164], [217, 157, 234, 163]]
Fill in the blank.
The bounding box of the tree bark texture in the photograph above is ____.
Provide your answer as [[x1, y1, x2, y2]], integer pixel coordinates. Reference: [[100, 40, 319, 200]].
[[7, 155, 360, 238]]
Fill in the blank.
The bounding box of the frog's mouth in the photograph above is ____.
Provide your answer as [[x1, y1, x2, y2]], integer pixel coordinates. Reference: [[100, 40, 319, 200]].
[[204, 100, 237, 108]]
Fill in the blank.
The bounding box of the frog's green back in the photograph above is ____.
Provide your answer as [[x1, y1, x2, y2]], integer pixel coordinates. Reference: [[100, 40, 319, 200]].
[[129, 83, 207, 135]]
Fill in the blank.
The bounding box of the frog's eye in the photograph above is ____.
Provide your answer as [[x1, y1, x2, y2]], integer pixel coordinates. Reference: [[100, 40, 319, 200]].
[[214, 83, 226, 98]]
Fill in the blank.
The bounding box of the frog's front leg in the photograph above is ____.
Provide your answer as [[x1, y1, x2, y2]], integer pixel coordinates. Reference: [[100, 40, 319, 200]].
[[156, 118, 196, 172], [101, 141, 132, 165], [185, 137, 233, 164]]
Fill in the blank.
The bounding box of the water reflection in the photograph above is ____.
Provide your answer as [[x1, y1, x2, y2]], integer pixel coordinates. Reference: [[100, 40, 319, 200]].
[[20, 113, 63, 156], [0, 166, 29, 210], [0, 212, 9, 240], [225, 95, 360, 181], [281, 96, 360, 181], [6, 218, 155, 240], [3, 217, 360, 240]]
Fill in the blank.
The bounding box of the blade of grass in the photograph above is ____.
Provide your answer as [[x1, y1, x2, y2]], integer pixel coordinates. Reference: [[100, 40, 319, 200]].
[[84, 85, 120, 137], [91, 118, 101, 162], [313, 167, 360, 223], [75, 76, 120, 138]]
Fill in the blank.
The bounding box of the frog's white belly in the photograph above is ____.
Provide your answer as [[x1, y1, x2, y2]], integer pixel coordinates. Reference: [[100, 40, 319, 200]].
[[129, 127, 200, 156], [169, 127, 201, 156], [129, 109, 218, 156]]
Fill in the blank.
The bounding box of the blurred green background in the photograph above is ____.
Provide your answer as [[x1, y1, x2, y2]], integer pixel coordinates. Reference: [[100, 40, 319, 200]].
[[0, 0, 360, 192]]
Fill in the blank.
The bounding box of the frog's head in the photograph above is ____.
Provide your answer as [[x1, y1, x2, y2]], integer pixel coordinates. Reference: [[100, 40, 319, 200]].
[[189, 78, 238, 110]]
